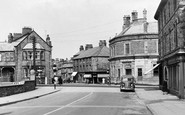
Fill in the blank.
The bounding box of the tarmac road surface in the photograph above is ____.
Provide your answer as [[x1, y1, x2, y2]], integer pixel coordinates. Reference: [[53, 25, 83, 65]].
[[0, 87, 152, 115]]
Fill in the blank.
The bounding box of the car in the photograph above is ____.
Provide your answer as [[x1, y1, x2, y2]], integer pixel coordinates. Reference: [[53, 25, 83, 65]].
[[120, 75, 135, 92]]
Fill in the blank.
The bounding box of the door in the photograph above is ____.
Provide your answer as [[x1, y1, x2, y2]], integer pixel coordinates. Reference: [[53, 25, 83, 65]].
[[138, 68, 142, 81]]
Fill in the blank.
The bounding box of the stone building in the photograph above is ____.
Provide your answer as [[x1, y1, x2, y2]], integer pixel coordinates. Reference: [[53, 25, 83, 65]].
[[155, 0, 185, 98], [57, 59, 74, 83], [73, 40, 109, 84], [0, 27, 52, 84], [109, 9, 159, 84]]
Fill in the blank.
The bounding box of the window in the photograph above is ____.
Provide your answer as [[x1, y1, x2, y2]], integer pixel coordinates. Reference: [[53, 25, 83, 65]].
[[153, 64, 159, 76], [126, 69, 132, 75], [125, 43, 130, 54], [118, 69, 120, 78], [23, 51, 27, 60], [138, 68, 142, 76], [28, 51, 33, 60], [0, 54, 2, 61], [173, 0, 177, 11], [40, 51, 45, 60]]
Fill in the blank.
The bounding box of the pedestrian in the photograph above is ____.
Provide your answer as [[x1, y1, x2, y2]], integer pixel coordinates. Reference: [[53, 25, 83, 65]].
[[58, 76, 63, 86], [53, 76, 58, 89]]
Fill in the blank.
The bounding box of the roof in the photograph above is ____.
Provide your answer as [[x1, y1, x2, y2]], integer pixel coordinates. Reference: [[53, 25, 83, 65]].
[[117, 19, 158, 37], [73, 46, 109, 59], [154, 0, 168, 20], [0, 42, 14, 51], [0, 30, 51, 51], [61, 63, 73, 68]]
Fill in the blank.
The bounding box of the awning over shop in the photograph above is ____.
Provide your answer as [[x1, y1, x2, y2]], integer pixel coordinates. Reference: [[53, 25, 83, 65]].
[[71, 72, 78, 76], [84, 74, 91, 78], [144, 64, 160, 75], [97, 74, 109, 78]]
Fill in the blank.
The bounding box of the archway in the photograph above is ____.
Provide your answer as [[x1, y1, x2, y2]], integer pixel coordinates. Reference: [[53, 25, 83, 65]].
[[2, 67, 15, 82]]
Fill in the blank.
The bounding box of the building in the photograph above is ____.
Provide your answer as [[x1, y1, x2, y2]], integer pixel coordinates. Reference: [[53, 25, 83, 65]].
[[0, 27, 52, 84], [109, 9, 159, 84], [58, 59, 73, 83], [154, 0, 185, 98], [73, 40, 109, 84]]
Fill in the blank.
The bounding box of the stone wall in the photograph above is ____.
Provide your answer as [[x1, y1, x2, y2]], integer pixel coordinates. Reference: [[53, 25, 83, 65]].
[[0, 80, 35, 97]]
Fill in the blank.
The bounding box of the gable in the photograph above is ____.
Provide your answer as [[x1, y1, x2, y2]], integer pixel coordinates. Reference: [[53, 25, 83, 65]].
[[17, 31, 51, 52]]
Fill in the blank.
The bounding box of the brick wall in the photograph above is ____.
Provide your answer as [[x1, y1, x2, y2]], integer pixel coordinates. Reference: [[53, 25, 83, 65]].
[[0, 80, 35, 97]]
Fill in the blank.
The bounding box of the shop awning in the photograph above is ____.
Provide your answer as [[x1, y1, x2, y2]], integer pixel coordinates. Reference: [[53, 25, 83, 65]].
[[71, 72, 78, 76], [97, 74, 109, 78], [144, 64, 160, 75], [84, 74, 91, 78]]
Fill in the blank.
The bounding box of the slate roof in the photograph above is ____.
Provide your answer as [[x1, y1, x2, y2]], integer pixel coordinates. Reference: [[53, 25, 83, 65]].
[[0, 42, 14, 51], [0, 34, 29, 51], [117, 19, 158, 37], [0, 30, 49, 51], [73, 46, 109, 59]]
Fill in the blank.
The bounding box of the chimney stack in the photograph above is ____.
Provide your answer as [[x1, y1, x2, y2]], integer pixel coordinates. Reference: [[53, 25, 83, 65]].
[[22, 27, 32, 35], [123, 15, 130, 29], [143, 9, 147, 21], [99, 40, 107, 47], [131, 10, 138, 22], [79, 45, 84, 51], [85, 44, 93, 50], [8, 33, 13, 43], [46, 34, 52, 46], [144, 22, 148, 33]]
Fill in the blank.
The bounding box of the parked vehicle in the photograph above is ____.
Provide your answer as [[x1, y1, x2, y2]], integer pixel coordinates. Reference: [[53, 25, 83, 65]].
[[120, 75, 135, 92]]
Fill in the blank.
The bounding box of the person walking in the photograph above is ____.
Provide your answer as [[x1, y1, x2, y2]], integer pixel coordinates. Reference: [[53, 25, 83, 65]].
[[53, 76, 58, 89], [58, 76, 63, 86]]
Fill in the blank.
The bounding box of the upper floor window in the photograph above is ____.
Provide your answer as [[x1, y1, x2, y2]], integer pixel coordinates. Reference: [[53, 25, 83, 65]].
[[125, 43, 130, 54], [0, 52, 14, 62], [173, 0, 177, 11], [23, 50, 45, 61]]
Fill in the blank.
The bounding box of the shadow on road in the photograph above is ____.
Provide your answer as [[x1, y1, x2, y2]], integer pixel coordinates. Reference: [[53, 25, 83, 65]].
[[0, 112, 12, 115]]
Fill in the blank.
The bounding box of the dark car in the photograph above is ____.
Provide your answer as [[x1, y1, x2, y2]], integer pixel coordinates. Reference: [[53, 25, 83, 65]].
[[120, 75, 135, 92]]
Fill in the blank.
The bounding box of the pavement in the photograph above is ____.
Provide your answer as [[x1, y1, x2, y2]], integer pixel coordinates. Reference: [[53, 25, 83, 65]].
[[0, 84, 185, 115], [135, 86, 185, 115], [0, 87, 61, 106]]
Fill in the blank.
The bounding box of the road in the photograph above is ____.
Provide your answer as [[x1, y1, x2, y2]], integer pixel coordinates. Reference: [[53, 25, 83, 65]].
[[0, 87, 152, 115]]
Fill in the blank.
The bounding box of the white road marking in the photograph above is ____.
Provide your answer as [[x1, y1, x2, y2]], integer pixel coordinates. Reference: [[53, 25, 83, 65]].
[[63, 105, 144, 108], [43, 92, 93, 115], [0, 105, 144, 109]]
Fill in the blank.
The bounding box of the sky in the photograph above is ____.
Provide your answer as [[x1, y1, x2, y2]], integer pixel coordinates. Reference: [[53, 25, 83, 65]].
[[0, 0, 161, 59]]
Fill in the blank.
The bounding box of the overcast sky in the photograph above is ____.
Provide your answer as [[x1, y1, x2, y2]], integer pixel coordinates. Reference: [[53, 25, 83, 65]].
[[0, 0, 161, 59]]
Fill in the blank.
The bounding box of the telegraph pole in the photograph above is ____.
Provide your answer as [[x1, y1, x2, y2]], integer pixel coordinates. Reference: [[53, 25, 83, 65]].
[[32, 36, 36, 86]]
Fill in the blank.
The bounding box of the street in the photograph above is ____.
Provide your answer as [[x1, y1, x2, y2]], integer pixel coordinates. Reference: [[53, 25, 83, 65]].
[[0, 87, 152, 115]]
